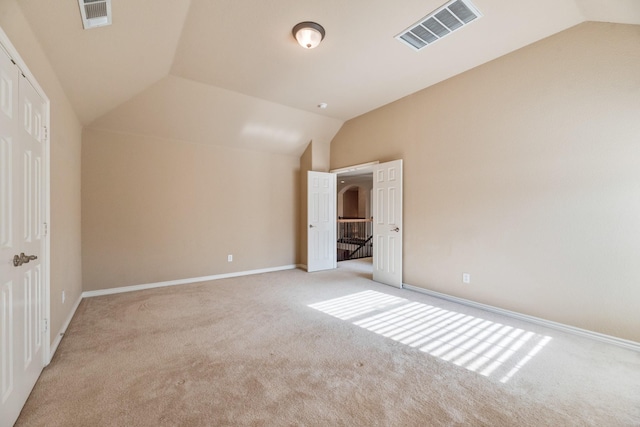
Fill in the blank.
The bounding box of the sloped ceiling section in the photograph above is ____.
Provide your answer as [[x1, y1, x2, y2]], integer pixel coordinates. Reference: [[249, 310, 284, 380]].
[[17, 0, 191, 125], [15, 0, 640, 156], [89, 76, 343, 156], [577, 0, 640, 24], [170, 0, 588, 120]]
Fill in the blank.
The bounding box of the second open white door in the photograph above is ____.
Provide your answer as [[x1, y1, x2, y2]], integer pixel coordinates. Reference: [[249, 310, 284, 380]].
[[307, 171, 336, 272], [372, 160, 403, 288]]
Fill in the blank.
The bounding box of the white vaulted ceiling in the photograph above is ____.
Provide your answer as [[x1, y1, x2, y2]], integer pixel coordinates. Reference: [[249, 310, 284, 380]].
[[16, 0, 640, 155]]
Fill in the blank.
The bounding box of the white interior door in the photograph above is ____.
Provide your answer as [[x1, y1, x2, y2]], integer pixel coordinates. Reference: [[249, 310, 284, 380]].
[[307, 171, 336, 272], [372, 160, 403, 288], [0, 47, 47, 427]]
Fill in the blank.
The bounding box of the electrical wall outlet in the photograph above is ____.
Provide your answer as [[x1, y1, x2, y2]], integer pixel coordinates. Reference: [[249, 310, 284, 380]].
[[462, 273, 471, 284], [227, 254, 233, 262]]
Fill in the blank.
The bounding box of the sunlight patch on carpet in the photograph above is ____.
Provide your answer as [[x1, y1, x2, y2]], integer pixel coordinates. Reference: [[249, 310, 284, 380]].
[[309, 290, 552, 383]]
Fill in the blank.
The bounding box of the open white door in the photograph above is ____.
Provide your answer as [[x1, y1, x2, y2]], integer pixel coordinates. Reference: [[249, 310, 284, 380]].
[[372, 160, 403, 288], [0, 46, 48, 427], [307, 171, 336, 272]]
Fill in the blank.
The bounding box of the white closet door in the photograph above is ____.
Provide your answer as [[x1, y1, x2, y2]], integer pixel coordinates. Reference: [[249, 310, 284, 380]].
[[0, 47, 47, 427]]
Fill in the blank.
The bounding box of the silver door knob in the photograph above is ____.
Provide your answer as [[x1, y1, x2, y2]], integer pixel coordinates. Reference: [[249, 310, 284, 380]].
[[309, 224, 314, 228], [13, 253, 37, 267], [391, 227, 399, 232]]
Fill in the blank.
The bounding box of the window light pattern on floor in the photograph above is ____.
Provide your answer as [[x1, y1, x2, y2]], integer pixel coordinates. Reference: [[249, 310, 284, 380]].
[[309, 290, 552, 383]]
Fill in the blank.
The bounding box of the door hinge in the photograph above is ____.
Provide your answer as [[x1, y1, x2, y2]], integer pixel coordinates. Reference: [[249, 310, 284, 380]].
[[43, 126, 48, 142], [43, 222, 48, 236], [43, 318, 48, 333]]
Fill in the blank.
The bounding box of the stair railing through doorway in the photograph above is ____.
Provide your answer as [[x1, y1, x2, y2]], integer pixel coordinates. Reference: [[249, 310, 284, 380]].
[[337, 219, 373, 261]]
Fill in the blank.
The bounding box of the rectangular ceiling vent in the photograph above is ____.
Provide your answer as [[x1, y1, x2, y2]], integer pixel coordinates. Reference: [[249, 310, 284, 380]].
[[78, 0, 112, 30], [396, 0, 482, 51]]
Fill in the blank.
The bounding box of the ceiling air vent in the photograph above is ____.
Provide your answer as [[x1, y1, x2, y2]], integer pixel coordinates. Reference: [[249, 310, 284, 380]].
[[78, 0, 112, 29], [396, 0, 482, 51]]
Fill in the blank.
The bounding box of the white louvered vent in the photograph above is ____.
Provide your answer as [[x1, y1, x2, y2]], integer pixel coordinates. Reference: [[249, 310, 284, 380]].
[[78, 0, 112, 29], [396, 0, 482, 51]]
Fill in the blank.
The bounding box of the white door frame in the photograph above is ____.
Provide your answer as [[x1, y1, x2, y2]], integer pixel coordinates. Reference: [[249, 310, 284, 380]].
[[0, 25, 51, 365], [330, 161, 379, 176]]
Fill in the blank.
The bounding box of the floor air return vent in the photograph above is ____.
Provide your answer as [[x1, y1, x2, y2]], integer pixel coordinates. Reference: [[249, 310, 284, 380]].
[[396, 0, 482, 51]]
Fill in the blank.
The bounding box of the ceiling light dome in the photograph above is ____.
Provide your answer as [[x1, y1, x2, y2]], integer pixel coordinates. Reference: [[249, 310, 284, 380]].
[[292, 22, 325, 49]]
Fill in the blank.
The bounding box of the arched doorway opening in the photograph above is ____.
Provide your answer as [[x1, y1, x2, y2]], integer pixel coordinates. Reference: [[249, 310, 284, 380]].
[[337, 175, 373, 262]]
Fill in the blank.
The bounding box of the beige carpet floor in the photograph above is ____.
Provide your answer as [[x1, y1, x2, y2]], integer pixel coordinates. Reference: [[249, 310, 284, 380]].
[[16, 260, 640, 426]]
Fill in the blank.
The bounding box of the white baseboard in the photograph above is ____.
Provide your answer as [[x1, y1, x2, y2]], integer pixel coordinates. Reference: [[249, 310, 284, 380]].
[[402, 283, 640, 352], [49, 294, 83, 363], [82, 265, 298, 298]]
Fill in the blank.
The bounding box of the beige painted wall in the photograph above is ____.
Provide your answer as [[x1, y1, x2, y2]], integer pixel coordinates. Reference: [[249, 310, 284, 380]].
[[82, 128, 298, 291], [330, 22, 640, 342], [0, 1, 83, 346], [311, 140, 331, 173]]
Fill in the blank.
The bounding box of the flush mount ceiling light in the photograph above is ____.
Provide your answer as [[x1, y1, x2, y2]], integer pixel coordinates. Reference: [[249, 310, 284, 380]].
[[292, 22, 325, 49]]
